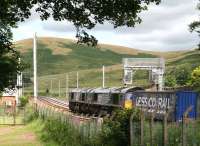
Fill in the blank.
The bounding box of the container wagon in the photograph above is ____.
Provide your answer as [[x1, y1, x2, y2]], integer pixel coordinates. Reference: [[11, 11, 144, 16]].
[[69, 87, 198, 121], [130, 91, 198, 121]]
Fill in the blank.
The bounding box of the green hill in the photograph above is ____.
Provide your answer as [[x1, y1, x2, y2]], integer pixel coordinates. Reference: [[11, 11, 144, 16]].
[[16, 37, 195, 75], [15, 37, 200, 97], [15, 37, 158, 76]]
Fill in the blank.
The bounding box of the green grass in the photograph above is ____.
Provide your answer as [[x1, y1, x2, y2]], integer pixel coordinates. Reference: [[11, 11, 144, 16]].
[[17, 37, 200, 95], [0, 119, 58, 146], [0, 116, 24, 125], [23, 67, 150, 98], [21, 40, 156, 76], [17, 37, 199, 78], [167, 53, 200, 68]]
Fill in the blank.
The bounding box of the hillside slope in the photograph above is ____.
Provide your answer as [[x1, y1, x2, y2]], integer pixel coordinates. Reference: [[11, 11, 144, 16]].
[[16, 37, 200, 96], [15, 37, 158, 76], [15, 37, 197, 77]]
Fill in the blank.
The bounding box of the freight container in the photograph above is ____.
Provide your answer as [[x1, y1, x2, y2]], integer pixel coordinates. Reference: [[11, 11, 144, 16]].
[[131, 91, 198, 121], [175, 91, 198, 121]]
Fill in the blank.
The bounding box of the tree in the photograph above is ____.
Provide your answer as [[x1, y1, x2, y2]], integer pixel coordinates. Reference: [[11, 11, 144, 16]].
[[35, 0, 161, 44], [174, 65, 191, 86], [98, 109, 139, 146], [189, 1, 200, 49], [165, 75, 176, 87], [190, 66, 200, 92], [165, 64, 192, 87], [0, 0, 161, 92], [0, 25, 19, 91], [0, 1, 34, 92]]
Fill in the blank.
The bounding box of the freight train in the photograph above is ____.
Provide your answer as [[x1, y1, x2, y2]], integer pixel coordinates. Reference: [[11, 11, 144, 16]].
[[69, 87, 199, 121]]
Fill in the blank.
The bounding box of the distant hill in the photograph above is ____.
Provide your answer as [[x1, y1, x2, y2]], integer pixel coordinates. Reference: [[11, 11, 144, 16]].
[[15, 37, 195, 76], [16, 37, 200, 95], [15, 37, 200, 75], [15, 37, 158, 76]]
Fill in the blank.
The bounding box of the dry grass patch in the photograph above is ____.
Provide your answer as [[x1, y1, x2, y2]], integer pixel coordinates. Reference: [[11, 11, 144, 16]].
[[0, 125, 43, 146]]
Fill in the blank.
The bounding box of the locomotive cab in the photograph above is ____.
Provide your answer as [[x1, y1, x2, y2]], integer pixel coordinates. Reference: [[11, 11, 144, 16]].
[[122, 87, 144, 109]]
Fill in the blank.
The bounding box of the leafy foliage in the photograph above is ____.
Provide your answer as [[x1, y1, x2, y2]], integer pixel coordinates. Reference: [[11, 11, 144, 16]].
[[97, 109, 139, 146], [0, 0, 160, 92], [20, 96, 29, 107], [174, 65, 192, 86], [0, 1, 33, 28], [190, 2, 200, 49], [165, 64, 192, 87], [32, 108, 140, 146], [0, 0, 34, 92], [35, 0, 160, 44], [0, 24, 19, 91], [190, 66, 200, 92], [165, 75, 176, 87]]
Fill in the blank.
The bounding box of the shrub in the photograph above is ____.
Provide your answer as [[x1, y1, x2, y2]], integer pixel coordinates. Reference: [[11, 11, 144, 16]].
[[175, 65, 191, 86], [41, 117, 85, 146], [97, 109, 140, 146], [165, 75, 177, 87], [190, 66, 200, 92], [24, 104, 39, 123], [20, 96, 29, 107]]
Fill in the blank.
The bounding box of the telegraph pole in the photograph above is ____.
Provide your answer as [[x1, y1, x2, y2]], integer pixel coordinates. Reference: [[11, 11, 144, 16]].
[[66, 74, 69, 99], [77, 72, 79, 88], [102, 65, 105, 88], [50, 79, 53, 96], [33, 33, 38, 103], [59, 80, 61, 98]]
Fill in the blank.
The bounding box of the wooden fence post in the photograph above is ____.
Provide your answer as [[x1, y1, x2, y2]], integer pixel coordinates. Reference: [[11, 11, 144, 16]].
[[13, 106, 16, 125], [163, 113, 168, 146], [140, 110, 144, 146], [182, 106, 193, 146], [150, 113, 155, 146]]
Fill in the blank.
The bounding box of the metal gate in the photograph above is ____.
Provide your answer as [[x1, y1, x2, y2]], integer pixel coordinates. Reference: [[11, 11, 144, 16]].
[[0, 105, 25, 125]]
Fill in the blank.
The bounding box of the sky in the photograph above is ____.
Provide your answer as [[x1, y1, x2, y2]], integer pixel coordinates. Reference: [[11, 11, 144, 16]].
[[12, 0, 199, 52]]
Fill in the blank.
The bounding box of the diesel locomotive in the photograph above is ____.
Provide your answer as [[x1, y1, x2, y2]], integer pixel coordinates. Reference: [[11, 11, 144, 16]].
[[69, 87, 199, 121], [69, 86, 143, 116]]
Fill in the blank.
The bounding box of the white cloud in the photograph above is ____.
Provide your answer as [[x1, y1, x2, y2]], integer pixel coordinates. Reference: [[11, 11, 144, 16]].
[[12, 0, 199, 52]]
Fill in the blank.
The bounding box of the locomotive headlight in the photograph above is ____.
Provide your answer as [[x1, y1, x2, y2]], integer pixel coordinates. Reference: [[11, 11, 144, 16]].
[[125, 99, 133, 109]]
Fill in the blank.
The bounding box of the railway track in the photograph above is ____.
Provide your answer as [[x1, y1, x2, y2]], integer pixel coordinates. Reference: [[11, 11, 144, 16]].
[[37, 96, 69, 110], [36, 96, 100, 122]]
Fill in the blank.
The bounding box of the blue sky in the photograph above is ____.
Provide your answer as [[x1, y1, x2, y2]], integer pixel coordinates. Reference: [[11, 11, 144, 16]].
[[12, 0, 199, 52]]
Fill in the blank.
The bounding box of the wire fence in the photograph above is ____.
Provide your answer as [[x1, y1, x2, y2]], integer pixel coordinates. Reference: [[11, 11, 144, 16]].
[[22, 66, 150, 99], [0, 105, 25, 125], [36, 102, 103, 141]]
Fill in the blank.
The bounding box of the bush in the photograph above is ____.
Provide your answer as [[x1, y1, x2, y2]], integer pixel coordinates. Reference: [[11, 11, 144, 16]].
[[175, 65, 191, 86], [41, 117, 90, 146], [165, 75, 176, 87], [24, 104, 39, 123], [165, 64, 192, 87], [20, 96, 29, 107], [36, 109, 140, 146], [190, 66, 200, 92], [96, 109, 140, 146]]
